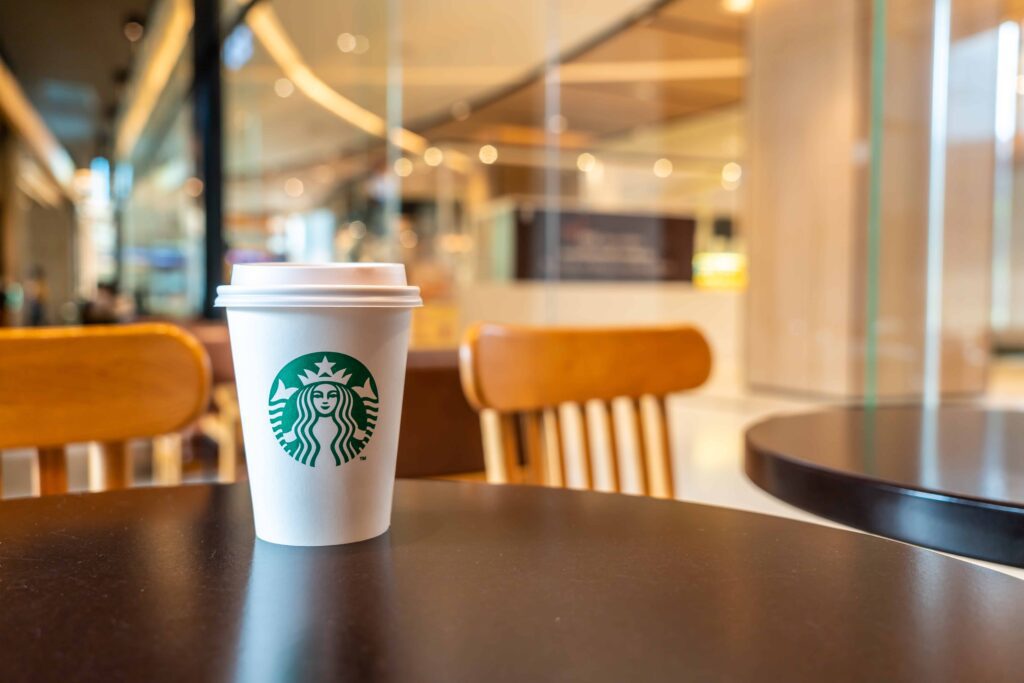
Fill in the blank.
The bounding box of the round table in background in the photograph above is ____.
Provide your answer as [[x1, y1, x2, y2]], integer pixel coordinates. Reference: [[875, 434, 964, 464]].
[[746, 405, 1024, 567], [1, 480, 1023, 682]]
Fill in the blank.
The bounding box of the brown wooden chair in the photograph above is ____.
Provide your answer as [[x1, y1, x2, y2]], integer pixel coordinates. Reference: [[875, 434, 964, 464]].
[[459, 323, 712, 498], [0, 323, 211, 496]]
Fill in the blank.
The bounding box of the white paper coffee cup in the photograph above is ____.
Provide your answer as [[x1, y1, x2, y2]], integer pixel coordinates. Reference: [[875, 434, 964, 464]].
[[216, 263, 421, 546]]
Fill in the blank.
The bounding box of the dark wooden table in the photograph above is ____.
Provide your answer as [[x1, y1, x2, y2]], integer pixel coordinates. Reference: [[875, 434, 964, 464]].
[[746, 405, 1024, 567], [2, 480, 1024, 682]]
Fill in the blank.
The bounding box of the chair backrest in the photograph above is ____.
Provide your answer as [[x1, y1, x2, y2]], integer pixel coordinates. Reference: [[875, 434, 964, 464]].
[[459, 323, 711, 498], [0, 323, 211, 495]]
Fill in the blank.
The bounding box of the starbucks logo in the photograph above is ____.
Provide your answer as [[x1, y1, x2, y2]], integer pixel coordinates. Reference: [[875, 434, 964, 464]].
[[268, 352, 379, 467]]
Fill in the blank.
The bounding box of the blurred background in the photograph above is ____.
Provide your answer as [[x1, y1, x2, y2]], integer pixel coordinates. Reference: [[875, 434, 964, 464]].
[[3, 0, 1024, 493]]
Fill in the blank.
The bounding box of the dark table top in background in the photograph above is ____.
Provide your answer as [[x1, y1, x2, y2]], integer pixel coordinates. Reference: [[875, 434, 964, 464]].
[[1, 480, 1023, 682], [746, 405, 1024, 566]]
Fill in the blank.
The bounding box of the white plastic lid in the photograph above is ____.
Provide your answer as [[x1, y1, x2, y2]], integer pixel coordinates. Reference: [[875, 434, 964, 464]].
[[214, 263, 422, 308]]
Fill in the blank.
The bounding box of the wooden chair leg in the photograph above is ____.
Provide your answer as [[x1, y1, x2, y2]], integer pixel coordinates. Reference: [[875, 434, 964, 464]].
[[37, 446, 68, 496], [153, 434, 183, 486]]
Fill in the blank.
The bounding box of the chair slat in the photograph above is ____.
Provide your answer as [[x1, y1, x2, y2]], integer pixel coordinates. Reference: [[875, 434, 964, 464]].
[[559, 403, 591, 490], [519, 413, 545, 485], [584, 400, 619, 493], [459, 323, 709, 499], [612, 398, 647, 496], [541, 408, 564, 487], [98, 441, 131, 490], [153, 434, 183, 486], [37, 446, 67, 496], [480, 410, 509, 484], [639, 396, 673, 499]]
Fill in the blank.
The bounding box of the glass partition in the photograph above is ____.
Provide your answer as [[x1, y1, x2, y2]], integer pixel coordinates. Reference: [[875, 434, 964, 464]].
[[106, 0, 1024, 404], [218, 0, 746, 370]]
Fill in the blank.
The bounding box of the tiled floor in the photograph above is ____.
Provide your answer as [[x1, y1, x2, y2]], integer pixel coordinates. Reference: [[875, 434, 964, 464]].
[[3, 359, 1023, 580]]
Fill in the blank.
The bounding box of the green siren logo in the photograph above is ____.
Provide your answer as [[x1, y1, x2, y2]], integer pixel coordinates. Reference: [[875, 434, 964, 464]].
[[268, 352, 379, 467]]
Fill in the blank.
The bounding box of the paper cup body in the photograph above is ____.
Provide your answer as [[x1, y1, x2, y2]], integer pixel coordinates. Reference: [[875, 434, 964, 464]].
[[217, 264, 419, 546]]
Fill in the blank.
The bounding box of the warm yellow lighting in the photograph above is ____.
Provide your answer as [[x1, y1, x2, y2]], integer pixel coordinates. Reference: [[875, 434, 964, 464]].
[[337, 32, 356, 53], [184, 176, 204, 197], [394, 157, 413, 177], [248, 6, 420, 151], [693, 251, 748, 290], [247, 5, 471, 173], [721, 0, 753, 14], [561, 58, 746, 84], [284, 177, 304, 197], [576, 152, 596, 173], [653, 158, 673, 178], [0, 62, 74, 196], [424, 146, 444, 167], [353, 35, 370, 54], [115, 0, 193, 160], [274, 77, 294, 97], [479, 145, 498, 164], [721, 162, 742, 184]]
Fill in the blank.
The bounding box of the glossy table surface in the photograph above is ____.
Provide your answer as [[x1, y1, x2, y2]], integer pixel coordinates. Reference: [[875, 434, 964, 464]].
[[746, 405, 1024, 566], [2, 480, 1024, 682]]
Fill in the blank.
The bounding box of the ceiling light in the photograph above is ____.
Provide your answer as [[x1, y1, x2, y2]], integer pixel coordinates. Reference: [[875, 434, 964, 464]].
[[337, 32, 356, 53], [284, 177, 304, 197], [274, 77, 294, 97], [123, 20, 144, 43], [721, 162, 742, 183], [424, 147, 444, 167], [576, 152, 596, 173], [393, 157, 413, 177], [721, 0, 753, 14], [653, 158, 673, 178], [479, 145, 498, 165], [353, 35, 370, 54]]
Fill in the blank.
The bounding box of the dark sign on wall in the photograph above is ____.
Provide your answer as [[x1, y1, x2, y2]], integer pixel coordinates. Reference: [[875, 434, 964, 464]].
[[515, 209, 695, 282]]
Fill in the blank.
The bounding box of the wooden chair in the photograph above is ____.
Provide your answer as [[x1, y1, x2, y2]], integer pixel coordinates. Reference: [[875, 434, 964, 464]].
[[459, 323, 712, 498], [0, 324, 211, 496]]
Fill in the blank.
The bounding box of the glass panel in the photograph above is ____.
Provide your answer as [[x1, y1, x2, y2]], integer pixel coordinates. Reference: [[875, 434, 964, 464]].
[[223, 0, 746, 363], [115, 0, 199, 318]]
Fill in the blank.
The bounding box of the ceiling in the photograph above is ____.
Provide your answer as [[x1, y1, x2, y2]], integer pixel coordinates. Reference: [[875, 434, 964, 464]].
[[226, 0, 662, 175], [0, 0, 153, 166], [224, 0, 745, 190]]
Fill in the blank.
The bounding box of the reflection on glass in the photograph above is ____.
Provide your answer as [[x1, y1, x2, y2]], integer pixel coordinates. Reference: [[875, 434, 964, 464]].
[[218, 0, 744, 352]]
